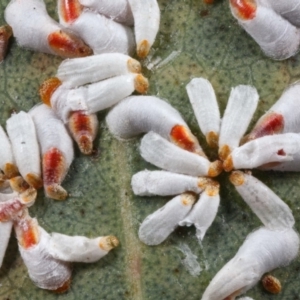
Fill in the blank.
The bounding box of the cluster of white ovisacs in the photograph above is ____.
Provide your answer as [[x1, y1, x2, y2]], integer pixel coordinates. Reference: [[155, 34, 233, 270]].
[[5, 0, 160, 59], [1, 0, 160, 293], [230, 0, 300, 60], [106, 77, 300, 299]]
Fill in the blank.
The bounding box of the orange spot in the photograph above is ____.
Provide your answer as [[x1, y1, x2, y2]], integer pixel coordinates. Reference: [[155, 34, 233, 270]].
[[48, 30, 93, 58], [21, 224, 38, 249], [43, 148, 65, 185], [170, 125, 197, 153], [25, 173, 43, 189], [53, 279, 71, 294], [4, 163, 19, 179], [204, 0, 214, 4], [39, 77, 62, 106], [0, 25, 12, 62], [262, 275, 282, 294], [230, 0, 257, 20], [248, 113, 284, 141], [59, 0, 82, 23], [69, 111, 97, 155]]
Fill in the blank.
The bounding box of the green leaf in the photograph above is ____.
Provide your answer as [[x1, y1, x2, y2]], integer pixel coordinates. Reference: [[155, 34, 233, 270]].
[[1, 0, 300, 299]]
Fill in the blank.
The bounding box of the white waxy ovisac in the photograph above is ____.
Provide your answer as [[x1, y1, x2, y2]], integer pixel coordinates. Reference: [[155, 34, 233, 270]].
[[29, 104, 74, 200], [56, 53, 141, 88], [230, 171, 295, 231], [257, 0, 300, 27], [219, 85, 259, 160], [58, 1, 135, 55], [128, 0, 160, 58], [230, 3, 300, 60], [51, 73, 147, 123], [0, 125, 17, 178], [139, 193, 196, 245], [224, 133, 300, 171], [5, 0, 61, 54], [106, 96, 187, 140], [4, 0, 91, 58], [131, 170, 205, 196], [186, 78, 221, 148], [78, 0, 134, 25], [48, 233, 119, 263], [6, 112, 42, 189], [247, 82, 300, 140], [140, 132, 211, 177], [16, 222, 72, 291], [201, 227, 299, 300], [179, 185, 220, 241]]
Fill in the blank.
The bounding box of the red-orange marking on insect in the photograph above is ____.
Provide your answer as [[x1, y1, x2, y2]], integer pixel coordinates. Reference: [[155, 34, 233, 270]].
[[250, 113, 284, 140], [59, 0, 82, 23], [43, 148, 65, 185], [39, 77, 62, 106], [170, 125, 196, 153], [69, 111, 92, 133], [230, 0, 257, 20], [48, 31, 92, 58]]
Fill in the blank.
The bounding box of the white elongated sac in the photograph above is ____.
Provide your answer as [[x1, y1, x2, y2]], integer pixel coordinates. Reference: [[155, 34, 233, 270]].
[[106, 96, 205, 155], [5, 0, 91, 58], [106, 96, 187, 139], [128, 0, 160, 58], [48, 233, 119, 263], [51, 73, 148, 123], [58, 0, 135, 55], [16, 223, 72, 291], [230, 171, 295, 230], [257, 0, 300, 27], [201, 227, 299, 300], [230, 1, 300, 60], [224, 133, 300, 171], [139, 193, 196, 245], [78, 0, 134, 25], [0, 125, 18, 178], [179, 184, 220, 241], [6, 112, 42, 189], [219, 85, 259, 160], [186, 78, 220, 148], [56, 53, 141, 88], [131, 170, 206, 196], [29, 104, 74, 200], [247, 82, 300, 140], [140, 132, 221, 177]]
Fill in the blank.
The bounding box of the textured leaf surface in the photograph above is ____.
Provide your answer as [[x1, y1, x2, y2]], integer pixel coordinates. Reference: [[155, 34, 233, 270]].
[[1, 0, 300, 299]]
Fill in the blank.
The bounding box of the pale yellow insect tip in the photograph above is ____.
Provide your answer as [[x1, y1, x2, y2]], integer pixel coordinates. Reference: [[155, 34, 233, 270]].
[[223, 155, 234, 172], [134, 74, 149, 94], [4, 163, 19, 179], [181, 192, 196, 206], [137, 40, 150, 59], [208, 160, 223, 177], [127, 58, 141, 74], [229, 171, 245, 186], [46, 184, 68, 201], [205, 180, 220, 197], [99, 236, 119, 251], [219, 144, 231, 161], [25, 173, 43, 189], [20, 187, 37, 205], [206, 131, 219, 149]]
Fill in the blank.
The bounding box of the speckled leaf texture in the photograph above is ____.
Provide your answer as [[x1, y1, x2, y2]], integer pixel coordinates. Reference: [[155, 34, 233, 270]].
[[1, 0, 300, 299]]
